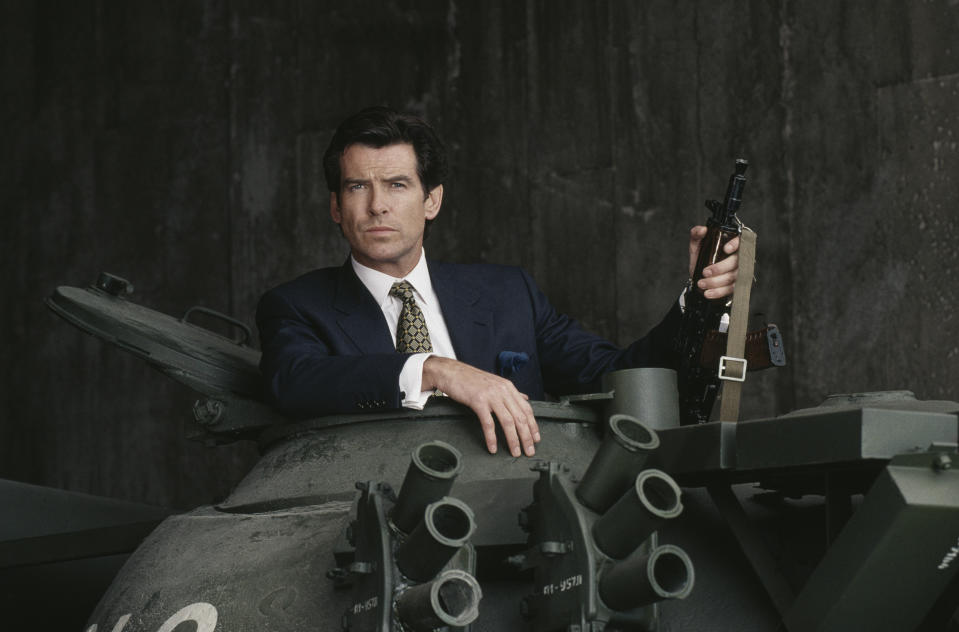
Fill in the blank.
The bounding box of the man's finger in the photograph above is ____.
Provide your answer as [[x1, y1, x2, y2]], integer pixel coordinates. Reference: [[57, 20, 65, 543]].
[[723, 235, 741, 254], [521, 398, 540, 443], [703, 253, 739, 277], [527, 405, 541, 443], [477, 411, 498, 454], [511, 393, 539, 443], [503, 396, 536, 456], [699, 269, 738, 288], [699, 274, 738, 298], [491, 403, 522, 457], [688, 226, 707, 277]]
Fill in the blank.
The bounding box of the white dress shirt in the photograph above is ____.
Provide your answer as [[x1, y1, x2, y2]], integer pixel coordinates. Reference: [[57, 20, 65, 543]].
[[350, 251, 457, 409]]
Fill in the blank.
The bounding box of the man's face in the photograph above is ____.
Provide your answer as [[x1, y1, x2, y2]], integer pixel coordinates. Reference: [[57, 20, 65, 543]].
[[331, 143, 442, 277]]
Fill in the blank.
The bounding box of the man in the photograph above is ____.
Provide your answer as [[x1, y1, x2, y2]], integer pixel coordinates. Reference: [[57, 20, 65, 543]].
[[257, 106, 739, 459]]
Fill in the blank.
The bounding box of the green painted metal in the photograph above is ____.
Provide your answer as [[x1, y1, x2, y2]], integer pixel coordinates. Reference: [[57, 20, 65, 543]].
[[785, 451, 959, 631]]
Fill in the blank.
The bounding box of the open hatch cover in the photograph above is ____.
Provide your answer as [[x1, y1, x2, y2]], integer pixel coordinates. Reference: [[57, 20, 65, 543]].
[[47, 273, 262, 400]]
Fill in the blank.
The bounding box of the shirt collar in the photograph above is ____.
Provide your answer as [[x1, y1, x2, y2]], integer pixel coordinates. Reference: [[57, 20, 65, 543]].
[[350, 250, 435, 309]]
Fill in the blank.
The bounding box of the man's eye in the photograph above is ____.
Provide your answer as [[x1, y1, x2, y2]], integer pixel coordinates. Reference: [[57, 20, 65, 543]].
[[391, 182, 406, 189], [348, 184, 364, 192]]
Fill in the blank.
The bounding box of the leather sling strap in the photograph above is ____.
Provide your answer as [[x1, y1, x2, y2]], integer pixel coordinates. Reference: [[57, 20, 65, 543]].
[[718, 227, 757, 422]]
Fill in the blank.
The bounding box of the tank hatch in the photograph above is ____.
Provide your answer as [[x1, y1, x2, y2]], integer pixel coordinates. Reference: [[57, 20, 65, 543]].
[[46, 273, 262, 400]]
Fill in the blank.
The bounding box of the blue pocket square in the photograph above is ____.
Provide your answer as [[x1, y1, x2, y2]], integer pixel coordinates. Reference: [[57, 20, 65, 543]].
[[497, 351, 529, 378]]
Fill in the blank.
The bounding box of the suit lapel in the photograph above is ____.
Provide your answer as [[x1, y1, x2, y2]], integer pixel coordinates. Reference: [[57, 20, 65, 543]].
[[332, 261, 396, 355], [429, 260, 495, 373]]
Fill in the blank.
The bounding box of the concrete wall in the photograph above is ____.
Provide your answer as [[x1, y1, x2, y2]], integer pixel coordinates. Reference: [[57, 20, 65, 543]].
[[1, 0, 956, 509]]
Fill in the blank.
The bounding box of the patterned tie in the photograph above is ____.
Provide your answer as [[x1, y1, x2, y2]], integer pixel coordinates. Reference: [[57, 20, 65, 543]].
[[389, 281, 433, 353]]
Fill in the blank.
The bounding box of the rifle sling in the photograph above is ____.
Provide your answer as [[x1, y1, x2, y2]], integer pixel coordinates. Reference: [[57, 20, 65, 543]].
[[718, 228, 757, 422]]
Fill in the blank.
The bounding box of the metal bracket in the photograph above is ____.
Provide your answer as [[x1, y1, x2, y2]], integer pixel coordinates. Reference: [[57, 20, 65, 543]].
[[559, 391, 615, 404]]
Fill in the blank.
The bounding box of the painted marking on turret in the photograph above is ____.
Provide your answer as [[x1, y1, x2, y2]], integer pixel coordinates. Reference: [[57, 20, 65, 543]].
[[541, 573, 583, 596], [939, 536, 959, 570], [156, 603, 218, 632], [88, 603, 217, 632], [351, 596, 379, 614], [85, 614, 130, 632]]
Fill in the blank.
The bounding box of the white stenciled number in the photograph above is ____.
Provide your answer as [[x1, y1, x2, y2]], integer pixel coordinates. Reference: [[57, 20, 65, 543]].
[[89, 603, 218, 632], [939, 536, 959, 570], [85, 614, 131, 632], [156, 602, 218, 632], [351, 596, 378, 614]]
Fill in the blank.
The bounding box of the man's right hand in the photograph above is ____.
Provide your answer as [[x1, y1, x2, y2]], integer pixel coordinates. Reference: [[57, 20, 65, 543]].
[[689, 225, 740, 299], [422, 356, 540, 457]]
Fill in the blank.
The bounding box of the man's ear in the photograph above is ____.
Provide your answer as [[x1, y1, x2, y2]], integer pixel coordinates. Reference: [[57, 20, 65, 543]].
[[330, 192, 341, 224], [424, 184, 443, 220]]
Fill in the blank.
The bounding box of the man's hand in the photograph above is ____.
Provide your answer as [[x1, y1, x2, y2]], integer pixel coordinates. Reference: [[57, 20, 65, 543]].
[[688, 226, 740, 300], [422, 356, 540, 457]]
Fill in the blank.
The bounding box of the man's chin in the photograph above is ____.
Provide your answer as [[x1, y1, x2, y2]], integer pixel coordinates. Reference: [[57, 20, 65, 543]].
[[352, 245, 421, 274]]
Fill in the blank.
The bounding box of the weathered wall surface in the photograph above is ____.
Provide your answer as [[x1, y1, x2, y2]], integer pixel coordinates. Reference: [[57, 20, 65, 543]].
[[1, 1, 956, 508], [784, 1, 959, 405]]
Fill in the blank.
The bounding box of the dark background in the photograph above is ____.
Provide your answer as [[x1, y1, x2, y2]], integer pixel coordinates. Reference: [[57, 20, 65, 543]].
[[2, 1, 957, 510]]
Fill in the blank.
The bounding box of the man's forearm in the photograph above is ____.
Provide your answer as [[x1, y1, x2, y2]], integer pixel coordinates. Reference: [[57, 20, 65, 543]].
[[262, 351, 409, 417]]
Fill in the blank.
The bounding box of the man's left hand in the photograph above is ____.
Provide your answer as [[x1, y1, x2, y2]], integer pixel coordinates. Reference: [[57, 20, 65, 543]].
[[688, 226, 740, 300], [421, 356, 540, 457]]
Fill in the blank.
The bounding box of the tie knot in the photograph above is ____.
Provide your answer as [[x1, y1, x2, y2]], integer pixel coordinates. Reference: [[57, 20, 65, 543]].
[[389, 281, 416, 302]]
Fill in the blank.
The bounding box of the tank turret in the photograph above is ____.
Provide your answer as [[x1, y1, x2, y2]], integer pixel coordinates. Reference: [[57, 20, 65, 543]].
[[39, 275, 959, 631]]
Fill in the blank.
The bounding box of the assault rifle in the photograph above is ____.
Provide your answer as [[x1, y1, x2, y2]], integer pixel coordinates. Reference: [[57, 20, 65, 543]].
[[676, 159, 748, 425]]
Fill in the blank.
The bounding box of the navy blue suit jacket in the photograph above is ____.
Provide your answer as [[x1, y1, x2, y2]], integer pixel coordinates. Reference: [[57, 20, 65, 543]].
[[256, 259, 681, 417]]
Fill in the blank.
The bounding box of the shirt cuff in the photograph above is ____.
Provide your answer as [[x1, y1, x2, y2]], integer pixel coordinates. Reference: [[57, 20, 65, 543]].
[[399, 353, 434, 410]]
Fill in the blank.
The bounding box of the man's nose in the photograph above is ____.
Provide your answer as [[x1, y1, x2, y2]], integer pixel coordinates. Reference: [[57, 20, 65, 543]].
[[368, 185, 389, 215]]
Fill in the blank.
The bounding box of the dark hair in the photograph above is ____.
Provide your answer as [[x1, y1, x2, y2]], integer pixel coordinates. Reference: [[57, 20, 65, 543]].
[[323, 106, 448, 198]]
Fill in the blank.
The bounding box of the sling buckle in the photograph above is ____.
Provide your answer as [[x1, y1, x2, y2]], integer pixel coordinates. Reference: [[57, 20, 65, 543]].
[[719, 355, 748, 382]]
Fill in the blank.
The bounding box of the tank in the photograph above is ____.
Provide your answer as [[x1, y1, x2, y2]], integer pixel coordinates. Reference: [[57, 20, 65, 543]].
[[46, 273, 959, 631]]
